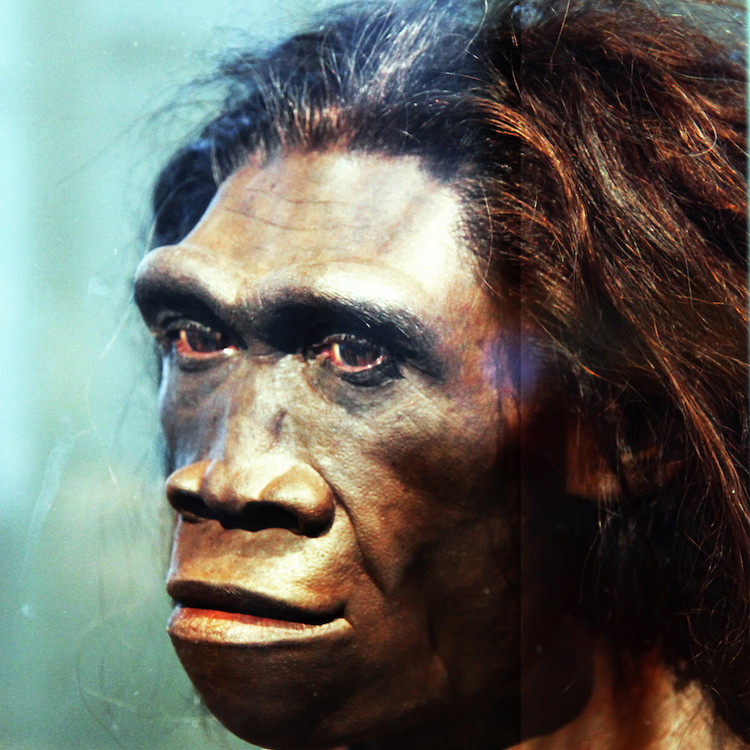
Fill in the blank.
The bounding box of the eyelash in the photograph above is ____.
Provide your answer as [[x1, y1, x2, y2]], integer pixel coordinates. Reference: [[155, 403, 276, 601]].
[[158, 320, 400, 386]]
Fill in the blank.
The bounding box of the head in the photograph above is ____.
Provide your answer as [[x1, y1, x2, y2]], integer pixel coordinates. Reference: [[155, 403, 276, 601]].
[[135, 1, 748, 747]]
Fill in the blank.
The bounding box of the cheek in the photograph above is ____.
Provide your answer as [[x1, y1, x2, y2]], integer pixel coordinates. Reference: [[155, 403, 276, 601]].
[[312, 383, 522, 705], [160, 383, 220, 467], [302, 375, 509, 589], [159, 361, 246, 467]]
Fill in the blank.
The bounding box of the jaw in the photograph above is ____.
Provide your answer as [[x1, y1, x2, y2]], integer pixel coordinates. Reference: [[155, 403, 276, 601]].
[[170, 634, 445, 750], [168, 580, 524, 750]]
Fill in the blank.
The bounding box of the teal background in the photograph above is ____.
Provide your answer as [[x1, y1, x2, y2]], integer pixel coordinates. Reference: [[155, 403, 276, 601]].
[[0, 1, 333, 748]]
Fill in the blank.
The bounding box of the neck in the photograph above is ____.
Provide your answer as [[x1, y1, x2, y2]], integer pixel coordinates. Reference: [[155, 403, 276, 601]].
[[348, 643, 743, 750], [518, 643, 739, 750]]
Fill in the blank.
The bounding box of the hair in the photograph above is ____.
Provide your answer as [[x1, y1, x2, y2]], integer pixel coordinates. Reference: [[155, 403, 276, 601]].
[[150, 0, 749, 739]]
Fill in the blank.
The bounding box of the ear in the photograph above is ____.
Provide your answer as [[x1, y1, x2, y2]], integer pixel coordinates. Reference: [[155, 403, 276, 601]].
[[564, 413, 683, 502], [564, 414, 620, 502]]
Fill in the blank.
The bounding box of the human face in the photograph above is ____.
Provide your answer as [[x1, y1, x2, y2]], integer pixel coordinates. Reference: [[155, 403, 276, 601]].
[[134, 151, 531, 749]]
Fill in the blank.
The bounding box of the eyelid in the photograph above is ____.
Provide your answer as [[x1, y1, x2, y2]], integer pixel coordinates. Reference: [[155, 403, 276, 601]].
[[151, 305, 237, 340]]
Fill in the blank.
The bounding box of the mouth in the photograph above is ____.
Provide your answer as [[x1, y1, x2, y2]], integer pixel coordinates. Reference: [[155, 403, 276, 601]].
[[167, 579, 350, 645]]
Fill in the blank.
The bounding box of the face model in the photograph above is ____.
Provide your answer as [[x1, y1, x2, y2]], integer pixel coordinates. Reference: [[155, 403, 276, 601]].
[[134, 151, 548, 749]]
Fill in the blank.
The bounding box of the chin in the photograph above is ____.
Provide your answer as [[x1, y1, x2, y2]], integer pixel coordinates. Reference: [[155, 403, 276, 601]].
[[172, 633, 524, 750], [168, 612, 485, 749], [169, 619, 359, 748]]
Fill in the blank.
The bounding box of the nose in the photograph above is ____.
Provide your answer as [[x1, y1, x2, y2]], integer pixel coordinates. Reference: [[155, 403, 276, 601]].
[[166, 457, 336, 537]]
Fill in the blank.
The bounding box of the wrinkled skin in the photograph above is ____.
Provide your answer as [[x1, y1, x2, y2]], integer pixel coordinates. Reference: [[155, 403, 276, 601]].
[[135, 151, 531, 748], [134, 152, 721, 750]]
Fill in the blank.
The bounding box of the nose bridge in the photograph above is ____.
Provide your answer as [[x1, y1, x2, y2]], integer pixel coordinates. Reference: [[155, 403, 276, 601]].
[[215, 362, 295, 469], [188, 363, 336, 535]]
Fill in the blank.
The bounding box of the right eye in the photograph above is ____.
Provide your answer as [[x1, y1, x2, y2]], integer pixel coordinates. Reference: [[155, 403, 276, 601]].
[[160, 321, 237, 364]]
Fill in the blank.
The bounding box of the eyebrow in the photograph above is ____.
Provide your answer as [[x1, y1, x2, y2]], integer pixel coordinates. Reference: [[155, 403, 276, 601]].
[[134, 271, 447, 379]]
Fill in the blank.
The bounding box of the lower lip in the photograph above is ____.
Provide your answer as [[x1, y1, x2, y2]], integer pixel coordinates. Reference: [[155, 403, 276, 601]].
[[168, 605, 352, 646]]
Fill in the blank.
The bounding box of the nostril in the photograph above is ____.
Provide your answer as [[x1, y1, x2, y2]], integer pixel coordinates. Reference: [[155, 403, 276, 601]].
[[166, 460, 214, 521], [167, 460, 335, 536], [258, 464, 335, 537], [168, 487, 218, 523]]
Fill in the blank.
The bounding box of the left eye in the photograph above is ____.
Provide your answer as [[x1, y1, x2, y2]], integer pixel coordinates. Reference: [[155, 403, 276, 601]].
[[311, 334, 399, 385], [317, 337, 385, 372]]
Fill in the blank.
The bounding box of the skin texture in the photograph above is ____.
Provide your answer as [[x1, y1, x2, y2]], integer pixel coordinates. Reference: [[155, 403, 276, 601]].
[[134, 151, 734, 750], [135, 151, 530, 749]]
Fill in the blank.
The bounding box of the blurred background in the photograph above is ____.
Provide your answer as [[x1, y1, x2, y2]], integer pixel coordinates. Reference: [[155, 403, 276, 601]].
[[0, 1, 336, 748]]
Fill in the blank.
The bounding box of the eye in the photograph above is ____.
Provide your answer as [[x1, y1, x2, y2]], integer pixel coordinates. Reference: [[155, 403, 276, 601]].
[[319, 337, 385, 372], [311, 333, 400, 386], [161, 321, 237, 365]]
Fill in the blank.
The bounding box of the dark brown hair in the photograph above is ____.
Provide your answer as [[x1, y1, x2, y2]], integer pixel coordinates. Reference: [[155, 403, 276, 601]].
[[150, 0, 749, 737]]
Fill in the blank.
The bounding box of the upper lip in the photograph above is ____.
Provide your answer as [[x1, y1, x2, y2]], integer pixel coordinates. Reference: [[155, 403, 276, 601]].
[[167, 578, 343, 626]]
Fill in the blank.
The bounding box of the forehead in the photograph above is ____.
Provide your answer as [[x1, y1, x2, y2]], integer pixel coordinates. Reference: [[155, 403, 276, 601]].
[[178, 150, 477, 293]]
